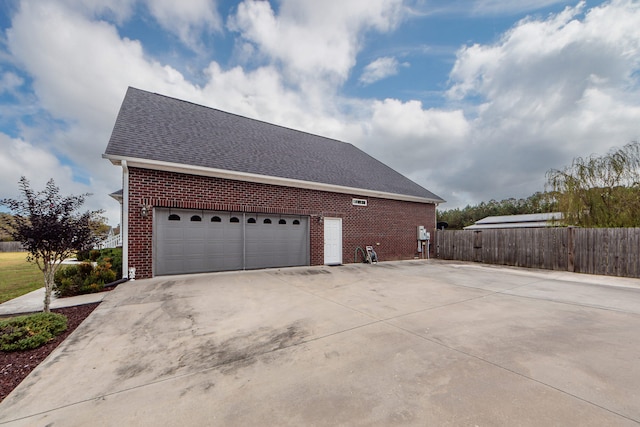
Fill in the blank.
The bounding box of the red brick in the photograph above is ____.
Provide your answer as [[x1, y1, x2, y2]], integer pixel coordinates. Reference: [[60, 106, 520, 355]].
[[126, 168, 436, 278]]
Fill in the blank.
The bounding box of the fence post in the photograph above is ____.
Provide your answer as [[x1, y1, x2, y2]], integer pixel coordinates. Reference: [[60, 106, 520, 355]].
[[473, 230, 483, 263], [567, 227, 575, 272]]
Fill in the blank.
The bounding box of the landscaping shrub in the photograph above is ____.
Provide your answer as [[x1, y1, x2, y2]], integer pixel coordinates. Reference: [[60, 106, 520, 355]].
[[54, 247, 122, 297], [54, 263, 95, 297], [88, 260, 116, 288], [0, 312, 68, 352], [89, 249, 101, 262], [54, 260, 115, 297], [76, 249, 91, 261], [97, 247, 122, 280], [76, 249, 101, 262]]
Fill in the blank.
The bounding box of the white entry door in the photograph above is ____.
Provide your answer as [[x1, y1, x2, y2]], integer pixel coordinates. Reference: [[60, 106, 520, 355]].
[[323, 217, 342, 265]]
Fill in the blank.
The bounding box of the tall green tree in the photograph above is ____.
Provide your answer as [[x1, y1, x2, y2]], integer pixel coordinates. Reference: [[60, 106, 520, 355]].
[[0, 177, 103, 312], [546, 142, 640, 227]]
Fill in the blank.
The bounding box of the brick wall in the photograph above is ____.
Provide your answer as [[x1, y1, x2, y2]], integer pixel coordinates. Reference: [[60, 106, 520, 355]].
[[127, 167, 437, 278]]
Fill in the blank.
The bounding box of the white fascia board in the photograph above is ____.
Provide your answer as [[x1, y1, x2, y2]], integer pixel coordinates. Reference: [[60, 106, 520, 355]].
[[102, 154, 442, 204]]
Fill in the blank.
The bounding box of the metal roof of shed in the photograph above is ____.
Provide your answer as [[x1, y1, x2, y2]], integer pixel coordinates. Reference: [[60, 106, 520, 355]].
[[464, 212, 564, 230]]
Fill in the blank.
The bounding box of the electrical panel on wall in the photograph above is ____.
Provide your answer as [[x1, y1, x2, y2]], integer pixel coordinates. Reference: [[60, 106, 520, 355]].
[[417, 226, 428, 240]]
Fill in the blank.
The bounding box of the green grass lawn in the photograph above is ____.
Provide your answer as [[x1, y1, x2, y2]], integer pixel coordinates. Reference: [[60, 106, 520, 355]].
[[0, 252, 43, 304]]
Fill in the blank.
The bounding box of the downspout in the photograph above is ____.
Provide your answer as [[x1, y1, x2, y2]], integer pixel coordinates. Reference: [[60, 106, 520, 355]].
[[122, 160, 129, 279], [434, 202, 439, 259]]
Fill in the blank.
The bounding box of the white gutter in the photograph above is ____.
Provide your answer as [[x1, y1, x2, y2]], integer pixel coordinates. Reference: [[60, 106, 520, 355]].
[[121, 160, 129, 279], [102, 154, 445, 205]]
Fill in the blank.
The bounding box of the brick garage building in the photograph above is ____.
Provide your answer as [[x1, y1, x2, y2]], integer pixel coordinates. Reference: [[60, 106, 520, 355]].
[[103, 88, 444, 279]]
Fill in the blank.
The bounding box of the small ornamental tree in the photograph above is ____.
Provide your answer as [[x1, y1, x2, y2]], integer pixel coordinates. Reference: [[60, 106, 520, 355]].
[[0, 177, 103, 312]]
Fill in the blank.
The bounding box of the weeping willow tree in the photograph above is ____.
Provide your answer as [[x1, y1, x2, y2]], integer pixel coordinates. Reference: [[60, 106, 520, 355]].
[[546, 142, 640, 227]]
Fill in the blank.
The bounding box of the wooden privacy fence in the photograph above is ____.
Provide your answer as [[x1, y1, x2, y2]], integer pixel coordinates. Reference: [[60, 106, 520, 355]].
[[436, 228, 640, 279], [0, 242, 25, 252]]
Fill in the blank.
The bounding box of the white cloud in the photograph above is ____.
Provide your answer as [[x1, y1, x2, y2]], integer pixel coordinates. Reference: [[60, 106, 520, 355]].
[[357, 99, 470, 193], [0, 71, 23, 93], [442, 0, 640, 207], [3, 0, 640, 223], [3, 1, 204, 224], [470, 0, 571, 16], [56, 0, 222, 51], [408, 0, 572, 18], [143, 0, 222, 51], [0, 133, 73, 205], [56, 0, 222, 50], [359, 56, 406, 85], [3, 0, 363, 224], [201, 62, 361, 142], [58, 0, 135, 23], [0, 132, 123, 225], [449, 1, 640, 106], [8, 2, 163, 129], [229, 0, 404, 85], [3, 0, 417, 224]]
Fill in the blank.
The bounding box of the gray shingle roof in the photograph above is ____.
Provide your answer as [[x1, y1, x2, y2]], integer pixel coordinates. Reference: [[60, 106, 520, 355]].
[[104, 87, 443, 202]]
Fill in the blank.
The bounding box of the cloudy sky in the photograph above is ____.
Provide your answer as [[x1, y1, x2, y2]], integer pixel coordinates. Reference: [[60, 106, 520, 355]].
[[1, 0, 639, 225]]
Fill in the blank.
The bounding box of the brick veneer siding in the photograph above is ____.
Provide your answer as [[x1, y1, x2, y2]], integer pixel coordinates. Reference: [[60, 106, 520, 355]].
[[127, 167, 437, 278]]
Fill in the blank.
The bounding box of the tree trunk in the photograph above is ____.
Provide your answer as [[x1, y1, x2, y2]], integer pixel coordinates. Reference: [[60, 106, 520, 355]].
[[42, 264, 55, 313]]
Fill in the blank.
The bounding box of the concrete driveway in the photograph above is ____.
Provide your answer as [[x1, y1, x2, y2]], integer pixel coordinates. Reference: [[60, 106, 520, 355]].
[[1, 260, 639, 426]]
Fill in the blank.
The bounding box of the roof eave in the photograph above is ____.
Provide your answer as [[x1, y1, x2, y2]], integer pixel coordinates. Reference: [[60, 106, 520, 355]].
[[103, 154, 444, 204]]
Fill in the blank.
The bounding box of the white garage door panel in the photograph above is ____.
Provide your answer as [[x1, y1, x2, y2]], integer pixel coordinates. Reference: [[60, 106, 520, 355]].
[[155, 209, 309, 276]]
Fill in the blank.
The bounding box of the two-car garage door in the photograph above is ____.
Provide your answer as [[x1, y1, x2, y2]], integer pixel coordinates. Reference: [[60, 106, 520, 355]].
[[154, 208, 309, 276]]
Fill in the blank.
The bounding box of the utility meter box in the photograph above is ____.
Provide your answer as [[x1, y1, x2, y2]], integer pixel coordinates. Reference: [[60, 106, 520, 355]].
[[417, 226, 428, 240]]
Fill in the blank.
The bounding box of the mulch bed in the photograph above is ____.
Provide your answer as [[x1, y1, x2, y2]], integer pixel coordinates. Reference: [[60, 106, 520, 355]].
[[0, 302, 100, 403]]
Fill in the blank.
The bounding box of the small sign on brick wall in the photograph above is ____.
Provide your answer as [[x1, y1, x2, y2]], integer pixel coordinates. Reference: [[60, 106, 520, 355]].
[[352, 198, 368, 206]]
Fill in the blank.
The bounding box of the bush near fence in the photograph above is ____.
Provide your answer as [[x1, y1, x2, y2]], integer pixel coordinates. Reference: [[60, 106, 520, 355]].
[[436, 228, 640, 279]]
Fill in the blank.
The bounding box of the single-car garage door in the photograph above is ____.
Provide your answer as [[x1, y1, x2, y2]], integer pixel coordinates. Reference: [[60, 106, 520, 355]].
[[154, 209, 309, 276]]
